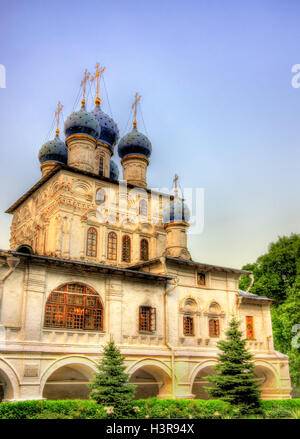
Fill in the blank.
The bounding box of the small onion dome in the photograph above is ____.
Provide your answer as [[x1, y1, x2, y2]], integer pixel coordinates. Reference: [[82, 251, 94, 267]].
[[118, 125, 152, 159], [38, 133, 68, 165], [163, 199, 190, 225], [91, 104, 119, 147], [109, 159, 119, 180], [64, 102, 100, 139]]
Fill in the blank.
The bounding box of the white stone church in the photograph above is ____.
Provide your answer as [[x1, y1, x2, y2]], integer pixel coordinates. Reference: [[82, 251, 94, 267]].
[[0, 70, 292, 401]]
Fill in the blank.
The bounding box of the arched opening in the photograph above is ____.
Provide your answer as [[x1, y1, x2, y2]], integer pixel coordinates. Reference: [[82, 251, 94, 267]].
[[96, 188, 106, 205], [122, 235, 131, 263], [192, 366, 215, 399], [254, 365, 276, 399], [44, 283, 104, 331], [43, 363, 94, 400], [86, 227, 97, 257], [140, 239, 149, 261], [139, 199, 148, 217], [129, 365, 172, 399], [107, 231, 117, 261], [15, 244, 34, 255], [0, 369, 14, 401]]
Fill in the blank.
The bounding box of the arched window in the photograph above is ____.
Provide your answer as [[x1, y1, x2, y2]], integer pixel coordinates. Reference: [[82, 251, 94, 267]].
[[139, 199, 148, 217], [96, 188, 106, 205], [44, 283, 103, 331], [209, 318, 220, 337], [140, 238, 149, 261], [99, 157, 104, 176], [122, 235, 131, 262], [107, 232, 117, 260], [86, 227, 97, 257], [181, 298, 197, 337]]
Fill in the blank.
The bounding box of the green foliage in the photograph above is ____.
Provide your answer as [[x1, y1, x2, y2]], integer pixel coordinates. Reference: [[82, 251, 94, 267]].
[[239, 234, 300, 388], [88, 340, 136, 417], [132, 398, 233, 419], [271, 290, 300, 386], [0, 400, 107, 419], [1, 398, 300, 419], [239, 234, 300, 304], [205, 317, 261, 414]]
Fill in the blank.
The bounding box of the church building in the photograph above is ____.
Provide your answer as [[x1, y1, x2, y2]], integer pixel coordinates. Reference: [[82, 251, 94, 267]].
[[0, 66, 292, 401]]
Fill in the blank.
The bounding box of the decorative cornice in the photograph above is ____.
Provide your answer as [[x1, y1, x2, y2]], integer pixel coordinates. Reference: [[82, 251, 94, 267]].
[[66, 133, 97, 144], [164, 221, 190, 228], [121, 154, 149, 165]]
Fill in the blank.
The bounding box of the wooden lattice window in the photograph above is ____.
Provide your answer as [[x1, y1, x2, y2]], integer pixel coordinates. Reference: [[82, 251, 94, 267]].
[[99, 157, 104, 176], [139, 306, 156, 332], [139, 199, 148, 217], [140, 238, 149, 261], [183, 316, 194, 335], [107, 232, 117, 260], [122, 235, 131, 262], [86, 227, 97, 257], [44, 283, 103, 331], [96, 188, 106, 205], [246, 316, 255, 339], [197, 272, 206, 286], [209, 318, 220, 337]]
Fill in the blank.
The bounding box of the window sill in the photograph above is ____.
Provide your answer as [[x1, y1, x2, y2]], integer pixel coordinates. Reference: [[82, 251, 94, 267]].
[[139, 330, 156, 335], [43, 328, 105, 334]]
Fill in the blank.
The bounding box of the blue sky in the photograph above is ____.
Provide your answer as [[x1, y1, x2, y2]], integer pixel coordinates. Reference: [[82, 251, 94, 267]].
[[0, 0, 299, 267]]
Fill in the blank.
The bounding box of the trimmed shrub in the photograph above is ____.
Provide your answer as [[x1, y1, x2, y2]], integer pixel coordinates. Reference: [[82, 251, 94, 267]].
[[0, 398, 299, 419]]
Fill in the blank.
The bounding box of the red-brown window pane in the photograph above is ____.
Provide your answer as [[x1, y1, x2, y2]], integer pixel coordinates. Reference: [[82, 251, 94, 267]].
[[209, 318, 220, 337], [107, 232, 117, 260], [139, 306, 156, 332], [140, 239, 149, 261], [183, 316, 194, 335], [122, 235, 131, 262], [44, 284, 103, 331], [86, 227, 97, 257], [246, 316, 255, 339]]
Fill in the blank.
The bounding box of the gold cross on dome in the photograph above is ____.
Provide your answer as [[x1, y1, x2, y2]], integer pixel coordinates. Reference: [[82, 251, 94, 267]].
[[55, 101, 63, 136], [80, 69, 90, 104], [91, 63, 105, 105], [132, 92, 141, 127]]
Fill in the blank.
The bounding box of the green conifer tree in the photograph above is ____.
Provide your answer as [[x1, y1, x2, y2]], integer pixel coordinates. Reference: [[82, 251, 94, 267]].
[[206, 317, 262, 414], [89, 340, 136, 417]]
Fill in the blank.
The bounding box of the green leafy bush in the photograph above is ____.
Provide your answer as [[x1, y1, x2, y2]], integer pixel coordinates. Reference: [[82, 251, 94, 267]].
[[0, 398, 300, 419]]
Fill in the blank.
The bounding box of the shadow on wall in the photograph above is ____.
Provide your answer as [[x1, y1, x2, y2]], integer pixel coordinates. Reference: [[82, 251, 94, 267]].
[[130, 368, 160, 399], [43, 364, 93, 400], [192, 366, 215, 400]]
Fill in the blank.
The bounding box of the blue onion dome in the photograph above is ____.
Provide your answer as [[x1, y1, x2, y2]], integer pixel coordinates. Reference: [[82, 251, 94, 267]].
[[38, 132, 68, 165], [109, 159, 119, 180], [64, 101, 100, 139], [91, 101, 119, 147], [163, 198, 190, 225], [118, 125, 152, 159]]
